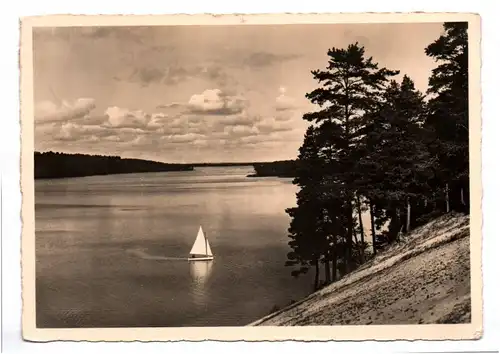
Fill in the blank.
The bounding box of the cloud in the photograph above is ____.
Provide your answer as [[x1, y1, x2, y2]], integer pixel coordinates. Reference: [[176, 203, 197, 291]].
[[217, 111, 258, 127], [49, 108, 155, 143], [157, 102, 184, 109], [192, 139, 209, 147], [54, 122, 110, 141], [223, 125, 259, 137], [104, 106, 151, 129], [275, 86, 297, 111], [103, 135, 123, 142], [157, 89, 248, 119], [35, 98, 96, 123], [187, 89, 246, 115], [152, 88, 300, 146], [256, 117, 296, 134], [200, 65, 230, 85], [136, 67, 166, 85], [38, 88, 303, 155], [81, 114, 108, 126], [244, 52, 300, 68], [122, 62, 232, 87], [129, 134, 157, 146], [239, 135, 267, 144], [144, 113, 167, 131], [162, 133, 206, 144], [239, 128, 304, 145], [82, 135, 100, 143]]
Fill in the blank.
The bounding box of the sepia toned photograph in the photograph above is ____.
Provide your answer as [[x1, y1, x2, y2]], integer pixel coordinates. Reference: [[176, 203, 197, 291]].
[[20, 13, 482, 342]]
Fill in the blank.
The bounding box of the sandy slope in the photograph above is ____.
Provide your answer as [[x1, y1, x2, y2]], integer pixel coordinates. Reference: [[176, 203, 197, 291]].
[[250, 213, 471, 326]]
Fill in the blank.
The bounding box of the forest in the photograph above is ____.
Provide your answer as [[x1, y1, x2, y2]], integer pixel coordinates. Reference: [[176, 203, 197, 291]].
[[248, 160, 298, 178], [34, 151, 194, 179], [285, 22, 470, 290]]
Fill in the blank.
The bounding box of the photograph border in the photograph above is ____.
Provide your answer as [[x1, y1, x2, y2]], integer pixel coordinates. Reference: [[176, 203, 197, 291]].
[[20, 12, 483, 342]]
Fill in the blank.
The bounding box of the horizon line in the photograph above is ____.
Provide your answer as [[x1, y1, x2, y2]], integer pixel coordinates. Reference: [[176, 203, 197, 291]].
[[34, 150, 297, 165]]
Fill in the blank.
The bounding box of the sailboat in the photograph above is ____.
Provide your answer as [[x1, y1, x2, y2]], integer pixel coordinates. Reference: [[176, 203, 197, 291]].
[[188, 226, 214, 261]]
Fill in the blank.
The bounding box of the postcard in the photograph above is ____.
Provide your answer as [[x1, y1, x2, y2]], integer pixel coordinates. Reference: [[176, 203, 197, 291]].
[[20, 12, 482, 342]]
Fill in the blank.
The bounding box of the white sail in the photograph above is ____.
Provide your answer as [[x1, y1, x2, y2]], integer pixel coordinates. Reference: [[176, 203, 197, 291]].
[[189, 226, 213, 256], [205, 238, 213, 256]]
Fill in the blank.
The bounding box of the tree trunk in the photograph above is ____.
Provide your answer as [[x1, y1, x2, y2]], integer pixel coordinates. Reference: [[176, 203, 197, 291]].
[[314, 259, 319, 291], [463, 182, 470, 214], [356, 195, 365, 262], [345, 202, 353, 273], [445, 183, 450, 213], [395, 207, 401, 242], [352, 228, 359, 246], [369, 200, 377, 256], [406, 197, 411, 233], [331, 247, 337, 282], [324, 258, 331, 284]]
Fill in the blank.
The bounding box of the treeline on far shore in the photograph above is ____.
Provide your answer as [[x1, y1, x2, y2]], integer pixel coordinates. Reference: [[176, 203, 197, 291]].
[[34, 151, 299, 180], [248, 160, 298, 178], [34, 151, 194, 179]]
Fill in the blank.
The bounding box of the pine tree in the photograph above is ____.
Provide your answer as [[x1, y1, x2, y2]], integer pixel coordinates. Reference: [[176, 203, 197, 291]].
[[285, 24, 470, 293], [302, 43, 399, 272], [358, 76, 431, 243], [424, 22, 469, 214], [286, 126, 329, 290]]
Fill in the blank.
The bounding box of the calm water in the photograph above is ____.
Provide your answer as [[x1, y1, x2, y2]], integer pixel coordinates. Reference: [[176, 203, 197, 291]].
[[35, 166, 313, 327]]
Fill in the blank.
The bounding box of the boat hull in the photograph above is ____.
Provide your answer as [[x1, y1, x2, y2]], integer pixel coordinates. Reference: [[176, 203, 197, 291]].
[[187, 256, 214, 261]]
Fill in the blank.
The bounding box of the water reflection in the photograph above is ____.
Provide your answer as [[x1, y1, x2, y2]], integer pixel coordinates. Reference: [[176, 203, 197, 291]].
[[189, 260, 214, 306]]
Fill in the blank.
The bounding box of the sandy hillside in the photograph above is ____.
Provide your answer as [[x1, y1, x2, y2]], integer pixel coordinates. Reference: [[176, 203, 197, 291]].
[[250, 213, 471, 326]]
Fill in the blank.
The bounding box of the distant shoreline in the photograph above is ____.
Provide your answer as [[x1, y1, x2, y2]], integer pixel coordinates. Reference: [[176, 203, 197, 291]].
[[34, 151, 194, 180], [246, 173, 295, 178], [246, 160, 297, 179], [34, 151, 298, 180]]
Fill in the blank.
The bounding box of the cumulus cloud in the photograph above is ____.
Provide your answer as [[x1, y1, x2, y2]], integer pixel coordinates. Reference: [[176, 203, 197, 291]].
[[187, 89, 246, 115], [37, 88, 304, 156], [35, 98, 96, 123], [104, 106, 151, 129], [216, 111, 258, 127], [129, 135, 154, 146], [54, 122, 78, 141], [275, 86, 297, 112], [223, 125, 259, 137], [239, 135, 267, 144], [256, 117, 295, 134], [82, 135, 100, 143], [81, 114, 108, 126], [153, 88, 299, 145], [103, 135, 122, 142], [49, 111, 151, 143], [157, 89, 249, 125], [144, 113, 168, 131], [54, 122, 110, 141], [162, 133, 206, 144]]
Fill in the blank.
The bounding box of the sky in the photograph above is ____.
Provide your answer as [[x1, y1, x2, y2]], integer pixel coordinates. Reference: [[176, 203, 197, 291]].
[[33, 22, 444, 163]]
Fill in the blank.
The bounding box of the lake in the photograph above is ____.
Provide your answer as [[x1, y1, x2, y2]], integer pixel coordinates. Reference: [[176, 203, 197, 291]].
[[35, 166, 314, 327]]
